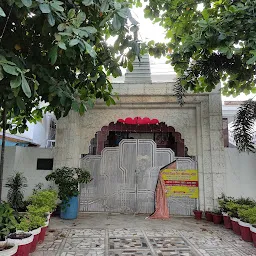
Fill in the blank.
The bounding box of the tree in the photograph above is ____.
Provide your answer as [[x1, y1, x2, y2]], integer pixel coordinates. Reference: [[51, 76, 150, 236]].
[[144, 0, 256, 104], [233, 99, 256, 152], [0, 0, 140, 200]]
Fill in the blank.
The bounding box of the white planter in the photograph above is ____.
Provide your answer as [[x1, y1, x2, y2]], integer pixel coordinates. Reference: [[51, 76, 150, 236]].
[[238, 220, 252, 228], [250, 225, 256, 233], [44, 220, 49, 227], [0, 243, 18, 256], [29, 227, 41, 236], [0, 241, 6, 247], [7, 232, 34, 246], [230, 217, 239, 222]]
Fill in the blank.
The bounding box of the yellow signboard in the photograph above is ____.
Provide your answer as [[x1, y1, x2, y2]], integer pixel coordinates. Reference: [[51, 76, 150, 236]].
[[161, 169, 199, 199]]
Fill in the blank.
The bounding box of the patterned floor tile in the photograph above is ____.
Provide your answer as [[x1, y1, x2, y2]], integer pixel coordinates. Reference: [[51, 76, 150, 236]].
[[145, 229, 180, 237], [109, 229, 144, 237], [109, 237, 148, 249], [63, 238, 104, 250], [68, 229, 105, 238], [198, 247, 246, 256], [59, 250, 104, 256], [149, 237, 189, 250], [109, 250, 153, 256], [37, 239, 63, 251]]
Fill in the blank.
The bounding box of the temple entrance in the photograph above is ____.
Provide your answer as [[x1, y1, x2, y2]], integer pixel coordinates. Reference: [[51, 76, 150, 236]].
[[80, 140, 197, 215], [88, 119, 187, 157]]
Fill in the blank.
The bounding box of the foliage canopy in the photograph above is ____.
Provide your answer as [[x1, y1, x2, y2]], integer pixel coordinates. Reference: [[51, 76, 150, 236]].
[[145, 0, 256, 103]]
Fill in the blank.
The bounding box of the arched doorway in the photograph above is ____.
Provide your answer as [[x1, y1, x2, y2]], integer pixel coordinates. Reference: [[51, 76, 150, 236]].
[[88, 117, 186, 157], [80, 118, 197, 215]]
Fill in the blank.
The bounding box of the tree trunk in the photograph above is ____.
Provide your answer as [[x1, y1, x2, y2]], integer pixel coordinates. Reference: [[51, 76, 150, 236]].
[[0, 103, 7, 201]]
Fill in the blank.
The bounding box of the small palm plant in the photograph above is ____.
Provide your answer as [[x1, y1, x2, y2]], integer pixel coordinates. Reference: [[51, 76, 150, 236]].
[[5, 172, 27, 211]]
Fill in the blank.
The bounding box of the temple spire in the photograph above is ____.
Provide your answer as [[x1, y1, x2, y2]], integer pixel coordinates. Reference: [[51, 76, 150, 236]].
[[124, 54, 152, 83]]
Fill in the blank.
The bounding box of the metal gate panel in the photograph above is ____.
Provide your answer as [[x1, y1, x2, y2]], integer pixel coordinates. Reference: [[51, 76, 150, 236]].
[[80, 139, 197, 215]]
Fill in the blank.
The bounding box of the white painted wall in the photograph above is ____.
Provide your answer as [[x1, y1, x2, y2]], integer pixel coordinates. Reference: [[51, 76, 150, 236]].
[[1, 147, 54, 201], [225, 148, 256, 199]]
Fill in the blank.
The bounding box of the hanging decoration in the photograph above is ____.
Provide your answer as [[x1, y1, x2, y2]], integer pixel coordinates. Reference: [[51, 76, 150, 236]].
[[117, 117, 159, 125]]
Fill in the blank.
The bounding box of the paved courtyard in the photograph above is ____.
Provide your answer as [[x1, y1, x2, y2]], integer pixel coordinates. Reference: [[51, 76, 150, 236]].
[[32, 213, 256, 256]]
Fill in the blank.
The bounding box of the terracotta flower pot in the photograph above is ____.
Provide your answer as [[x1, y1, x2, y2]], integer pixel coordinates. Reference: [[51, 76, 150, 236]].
[[250, 225, 256, 247], [193, 210, 203, 220], [38, 220, 49, 243], [231, 217, 241, 235], [222, 213, 232, 229], [7, 232, 34, 256], [239, 220, 252, 242], [212, 213, 223, 224], [0, 242, 18, 256], [29, 227, 41, 253], [205, 211, 213, 221]]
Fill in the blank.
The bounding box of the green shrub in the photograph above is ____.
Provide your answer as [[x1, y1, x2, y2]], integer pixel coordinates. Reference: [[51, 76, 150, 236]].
[[236, 197, 256, 206], [238, 206, 256, 224], [0, 202, 18, 241], [29, 189, 58, 212], [226, 202, 240, 218], [218, 193, 235, 212], [27, 205, 49, 219], [16, 214, 45, 232]]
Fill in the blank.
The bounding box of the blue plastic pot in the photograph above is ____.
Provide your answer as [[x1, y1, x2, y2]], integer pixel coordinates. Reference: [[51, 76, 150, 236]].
[[60, 196, 78, 220]]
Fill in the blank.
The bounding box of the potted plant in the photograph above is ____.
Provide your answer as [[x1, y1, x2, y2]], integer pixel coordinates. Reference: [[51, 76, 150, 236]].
[[193, 208, 203, 220], [7, 232, 34, 256], [205, 210, 213, 221], [238, 205, 256, 242], [226, 201, 241, 235], [212, 209, 223, 224], [218, 194, 234, 229], [5, 173, 27, 212], [16, 213, 45, 253], [0, 203, 18, 256], [46, 167, 91, 220]]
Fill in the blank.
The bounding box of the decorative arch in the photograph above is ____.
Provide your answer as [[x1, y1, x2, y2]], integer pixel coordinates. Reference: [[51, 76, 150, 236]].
[[89, 118, 185, 157]]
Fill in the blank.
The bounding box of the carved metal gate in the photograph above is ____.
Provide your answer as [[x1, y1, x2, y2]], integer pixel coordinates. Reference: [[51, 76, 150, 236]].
[[80, 139, 197, 215]]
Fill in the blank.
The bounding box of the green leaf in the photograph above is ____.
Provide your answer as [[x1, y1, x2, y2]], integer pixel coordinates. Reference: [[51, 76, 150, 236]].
[[57, 23, 66, 31], [84, 42, 96, 58], [0, 66, 4, 80], [117, 8, 127, 19], [39, 3, 51, 13], [21, 74, 31, 98], [10, 76, 21, 88], [100, 0, 109, 12], [0, 7, 6, 17], [50, 1, 64, 12], [68, 9, 76, 19], [16, 97, 26, 110], [69, 38, 80, 47], [58, 41, 67, 50], [2, 64, 18, 76], [49, 45, 58, 65], [84, 26, 97, 34], [82, 0, 93, 6], [127, 61, 133, 72], [77, 12, 86, 23], [114, 2, 121, 10], [21, 0, 32, 7], [246, 56, 256, 65], [71, 101, 80, 111], [202, 9, 209, 21], [47, 13, 55, 26], [112, 14, 121, 30]]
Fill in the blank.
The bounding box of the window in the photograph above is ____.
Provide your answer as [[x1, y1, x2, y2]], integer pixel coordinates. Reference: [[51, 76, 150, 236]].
[[37, 158, 53, 170]]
